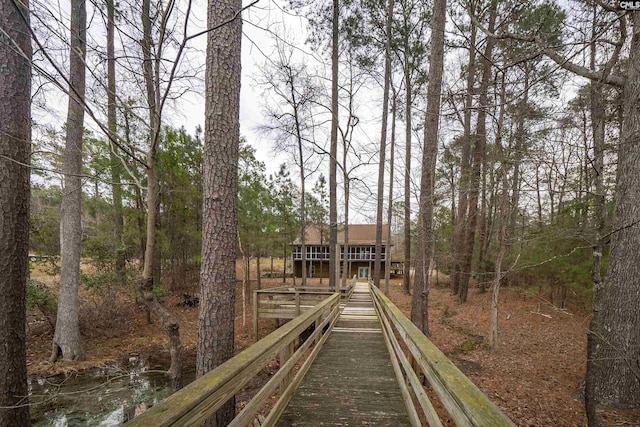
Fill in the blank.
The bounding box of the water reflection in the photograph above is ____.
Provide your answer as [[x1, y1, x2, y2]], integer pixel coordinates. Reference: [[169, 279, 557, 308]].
[[30, 354, 195, 426]]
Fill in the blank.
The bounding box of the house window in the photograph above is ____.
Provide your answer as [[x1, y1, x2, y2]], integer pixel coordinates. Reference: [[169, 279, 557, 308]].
[[344, 245, 387, 261], [305, 246, 327, 259], [293, 246, 301, 259]]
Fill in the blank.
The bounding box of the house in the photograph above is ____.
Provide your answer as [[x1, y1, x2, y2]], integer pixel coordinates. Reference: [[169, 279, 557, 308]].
[[291, 224, 391, 280]]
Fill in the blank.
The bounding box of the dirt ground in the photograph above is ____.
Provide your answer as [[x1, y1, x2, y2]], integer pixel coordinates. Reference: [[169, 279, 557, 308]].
[[386, 277, 640, 427], [27, 261, 640, 426]]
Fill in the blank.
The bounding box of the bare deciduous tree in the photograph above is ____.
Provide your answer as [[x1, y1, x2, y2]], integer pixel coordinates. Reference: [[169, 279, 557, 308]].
[[373, 0, 394, 288], [106, 0, 125, 285], [258, 45, 322, 287], [411, 0, 446, 335], [329, 0, 339, 290], [51, 0, 86, 363]]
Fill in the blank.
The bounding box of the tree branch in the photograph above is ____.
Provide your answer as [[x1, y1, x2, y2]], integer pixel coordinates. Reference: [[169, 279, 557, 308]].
[[471, 12, 625, 87]]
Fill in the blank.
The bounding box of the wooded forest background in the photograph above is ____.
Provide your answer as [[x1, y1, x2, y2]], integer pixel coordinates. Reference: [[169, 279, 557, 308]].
[[0, 0, 639, 426]]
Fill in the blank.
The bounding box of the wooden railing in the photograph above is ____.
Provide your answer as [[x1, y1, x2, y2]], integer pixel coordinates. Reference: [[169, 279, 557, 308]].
[[127, 293, 341, 427], [253, 284, 354, 341], [370, 286, 516, 427]]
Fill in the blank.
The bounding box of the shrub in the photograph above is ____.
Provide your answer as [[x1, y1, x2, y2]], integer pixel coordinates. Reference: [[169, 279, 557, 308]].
[[27, 280, 57, 316]]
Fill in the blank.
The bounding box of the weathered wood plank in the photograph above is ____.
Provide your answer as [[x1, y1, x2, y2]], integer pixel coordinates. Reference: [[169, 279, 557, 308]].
[[261, 307, 340, 427], [131, 281, 512, 427], [253, 290, 259, 342], [232, 304, 340, 427], [373, 290, 443, 427], [127, 294, 340, 427], [278, 283, 412, 426], [370, 286, 516, 427]]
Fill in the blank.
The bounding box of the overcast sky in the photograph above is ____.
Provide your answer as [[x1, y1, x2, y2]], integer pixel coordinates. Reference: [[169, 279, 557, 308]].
[[173, 0, 314, 177], [33, 0, 588, 227], [178, 0, 396, 224], [31, 0, 590, 228]]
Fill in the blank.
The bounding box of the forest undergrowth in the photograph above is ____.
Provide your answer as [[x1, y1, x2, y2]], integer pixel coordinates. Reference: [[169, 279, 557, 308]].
[[25, 261, 640, 426]]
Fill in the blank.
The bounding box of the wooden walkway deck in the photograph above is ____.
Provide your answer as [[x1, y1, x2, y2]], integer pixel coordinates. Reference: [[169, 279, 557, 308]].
[[277, 282, 412, 426], [127, 282, 515, 426]]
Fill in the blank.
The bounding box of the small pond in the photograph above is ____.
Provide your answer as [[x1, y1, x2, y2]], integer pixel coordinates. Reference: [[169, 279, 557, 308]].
[[30, 354, 195, 426]]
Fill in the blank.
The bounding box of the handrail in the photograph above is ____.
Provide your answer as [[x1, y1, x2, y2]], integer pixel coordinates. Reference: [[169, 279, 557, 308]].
[[253, 284, 354, 341], [370, 286, 515, 427], [255, 284, 354, 294], [127, 293, 341, 427]]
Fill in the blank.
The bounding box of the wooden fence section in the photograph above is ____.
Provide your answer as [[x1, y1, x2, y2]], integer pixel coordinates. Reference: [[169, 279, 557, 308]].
[[126, 293, 340, 427], [370, 285, 516, 427], [253, 284, 354, 341]]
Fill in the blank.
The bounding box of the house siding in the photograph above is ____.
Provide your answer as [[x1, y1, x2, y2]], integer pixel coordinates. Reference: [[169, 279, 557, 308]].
[[291, 224, 395, 280], [292, 244, 389, 279]]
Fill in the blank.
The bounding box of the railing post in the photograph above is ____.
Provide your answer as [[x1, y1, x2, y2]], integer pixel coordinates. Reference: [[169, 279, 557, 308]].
[[407, 352, 421, 382], [280, 340, 295, 391], [314, 316, 320, 345], [253, 290, 259, 342], [295, 291, 301, 317]]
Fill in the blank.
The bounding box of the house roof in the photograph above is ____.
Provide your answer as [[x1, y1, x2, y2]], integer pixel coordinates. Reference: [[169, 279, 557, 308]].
[[293, 224, 391, 245]]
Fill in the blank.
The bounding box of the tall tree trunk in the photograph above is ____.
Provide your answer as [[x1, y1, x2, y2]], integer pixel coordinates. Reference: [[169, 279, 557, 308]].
[[256, 254, 262, 290], [374, 0, 395, 288], [586, 8, 640, 416], [535, 166, 543, 224], [122, 107, 146, 264], [385, 91, 397, 295], [298, 189, 306, 286], [450, 14, 477, 297], [135, 186, 146, 263], [106, 0, 125, 285], [457, 2, 496, 304], [328, 0, 339, 290], [477, 150, 494, 293], [585, 80, 606, 427], [153, 200, 162, 289], [51, 0, 86, 363], [246, 254, 250, 282], [547, 158, 556, 224], [489, 156, 509, 352], [488, 71, 508, 352], [0, 0, 31, 423], [140, 0, 181, 388], [340, 56, 357, 289], [509, 68, 530, 242], [284, 65, 308, 287], [402, 21, 412, 295], [197, 0, 242, 424], [585, 9, 606, 423], [342, 170, 350, 288], [411, 0, 446, 335], [239, 240, 247, 328]]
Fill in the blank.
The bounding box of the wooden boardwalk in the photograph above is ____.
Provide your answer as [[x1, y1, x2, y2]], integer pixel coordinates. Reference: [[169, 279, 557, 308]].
[[277, 282, 412, 426], [127, 282, 515, 427]]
